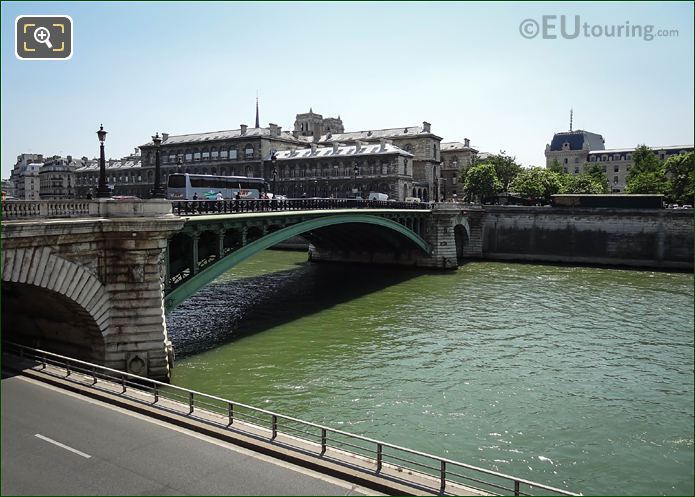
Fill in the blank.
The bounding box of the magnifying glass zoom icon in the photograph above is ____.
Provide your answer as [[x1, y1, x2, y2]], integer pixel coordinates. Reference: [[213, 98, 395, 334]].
[[34, 27, 53, 49]]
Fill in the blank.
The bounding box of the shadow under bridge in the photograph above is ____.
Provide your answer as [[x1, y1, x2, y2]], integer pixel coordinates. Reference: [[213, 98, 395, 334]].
[[164, 211, 432, 311]]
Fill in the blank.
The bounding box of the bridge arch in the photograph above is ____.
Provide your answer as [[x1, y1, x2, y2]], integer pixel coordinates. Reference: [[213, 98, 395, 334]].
[[165, 214, 431, 311], [1, 248, 110, 363]]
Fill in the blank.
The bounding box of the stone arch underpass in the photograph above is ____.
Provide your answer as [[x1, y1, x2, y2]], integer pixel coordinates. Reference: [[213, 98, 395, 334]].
[[164, 214, 432, 311], [2, 248, 110, 363]]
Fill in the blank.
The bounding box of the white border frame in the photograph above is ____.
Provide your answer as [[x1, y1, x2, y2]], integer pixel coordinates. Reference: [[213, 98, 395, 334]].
[[15, 15, 74, 61]]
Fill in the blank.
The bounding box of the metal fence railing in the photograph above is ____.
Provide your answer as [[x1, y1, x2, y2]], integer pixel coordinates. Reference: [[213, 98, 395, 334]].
[[171, 198, 430, 216], [2, 342, 578, 496]]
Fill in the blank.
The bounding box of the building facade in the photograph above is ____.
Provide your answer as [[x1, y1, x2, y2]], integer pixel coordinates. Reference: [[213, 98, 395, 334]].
[[39, 155, 81, 200], [308, 120, 442, 201], [9, 153, 43, 200], [545, 130, 693, 192], [439, 138, 478, 200], [271, 141, 414, 200]]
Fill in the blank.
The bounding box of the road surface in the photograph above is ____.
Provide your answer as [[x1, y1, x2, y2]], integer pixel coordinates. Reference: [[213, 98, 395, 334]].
[[1, 374, 376, 495]]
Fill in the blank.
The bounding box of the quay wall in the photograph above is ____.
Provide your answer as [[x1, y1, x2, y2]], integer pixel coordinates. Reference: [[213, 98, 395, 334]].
[[474, 206, 693, 269]]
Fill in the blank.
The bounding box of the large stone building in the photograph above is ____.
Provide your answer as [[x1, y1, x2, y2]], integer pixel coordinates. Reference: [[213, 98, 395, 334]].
[[439, 138, 478, 200], [308, 121, 443, 200], [31, 107, 463, 201], [545, 129, 693, 192], [74, 149, 146, 198], [272, 141, 414, 200], [39, 155, 82, 200], [9, 153, 43, 200]]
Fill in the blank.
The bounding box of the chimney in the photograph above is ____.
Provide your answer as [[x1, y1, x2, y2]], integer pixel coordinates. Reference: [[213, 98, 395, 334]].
[[134, 147, 140, 155], [67, 155, 72, 163], [379, 139, 387, 152], [162, 133, 169, 141], [354, 140, 363, 154], [240, 124, 248, 135], [332, 142, 340, 153], [310, 143, 318, 155], [464, 138, 470, 148], [269, 123, 281, 137], [422, 121, 431, 133]]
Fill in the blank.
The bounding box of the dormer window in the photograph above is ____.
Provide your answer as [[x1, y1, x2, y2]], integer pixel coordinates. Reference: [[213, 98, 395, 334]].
[[562, 142, 570, 150]]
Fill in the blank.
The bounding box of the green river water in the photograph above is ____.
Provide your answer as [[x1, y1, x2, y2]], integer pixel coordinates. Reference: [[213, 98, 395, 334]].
[[166, 251, 694, 496]]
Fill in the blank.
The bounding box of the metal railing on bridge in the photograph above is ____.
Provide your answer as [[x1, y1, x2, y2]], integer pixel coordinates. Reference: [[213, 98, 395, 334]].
[[171, 198, 430, 216], [3, 342, 578, 497]]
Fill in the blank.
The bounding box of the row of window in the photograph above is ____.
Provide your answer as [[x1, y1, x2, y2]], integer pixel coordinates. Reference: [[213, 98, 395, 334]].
[[147, 145, 257, 165], [276, 161, 404, 179]]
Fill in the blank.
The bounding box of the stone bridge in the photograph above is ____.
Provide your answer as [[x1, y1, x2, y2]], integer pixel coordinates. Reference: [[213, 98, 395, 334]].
[[2, 199, 477, 381]]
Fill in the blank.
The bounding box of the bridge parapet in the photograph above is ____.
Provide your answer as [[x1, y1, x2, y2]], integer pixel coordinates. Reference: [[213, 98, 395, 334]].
[[2, 198, 174, 221]]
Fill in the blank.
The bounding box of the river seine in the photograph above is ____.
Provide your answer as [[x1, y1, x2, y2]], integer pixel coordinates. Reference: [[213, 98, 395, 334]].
[[166, 250, 693, 496]]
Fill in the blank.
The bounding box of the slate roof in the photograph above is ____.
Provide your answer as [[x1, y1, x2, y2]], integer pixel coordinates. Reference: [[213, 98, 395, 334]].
[[140, 128, 302, 147], [441, 142, 477, 152], [305, 124, 440, 144], [273, 143, 412, 160], [549, 130, 605, 151], [586, 145, 693, 155]]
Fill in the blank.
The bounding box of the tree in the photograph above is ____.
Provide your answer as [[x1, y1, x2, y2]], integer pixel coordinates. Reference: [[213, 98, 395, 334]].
[[629, 144, 662, 178], [663, 152, 694, 204], [463, 163, 501, 202], [583, 163, 610, 193], [483, 152, 523, 191], [560, 174, 607, 194], [626, 171, 668, 194], [548, 158, 563, 174], [509, 167, 563, 203]]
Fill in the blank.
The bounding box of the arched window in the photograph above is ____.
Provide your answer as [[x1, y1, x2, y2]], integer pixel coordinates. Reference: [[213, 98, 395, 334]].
[[202, 148, 210, 160], [211, 147, 218, 160], [185, 149, 192, 162], [229, 147, 238, 160], [404, 144, 414, 154], [245, 144, 254, 159], [193, 149, 201, 161]]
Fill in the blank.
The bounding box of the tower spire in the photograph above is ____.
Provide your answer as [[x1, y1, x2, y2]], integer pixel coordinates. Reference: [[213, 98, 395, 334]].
[[569, 108, 573, 132], [255, 93, 260, 128]]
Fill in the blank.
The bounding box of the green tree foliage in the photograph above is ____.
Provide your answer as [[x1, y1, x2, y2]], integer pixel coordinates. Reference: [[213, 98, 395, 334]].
[[583, 164, 611, 193], [463, 152, 522, 192], [560, 174, 608, 194], [626, 145, 667, 195], [485, 152, 523, 191], [548, 158, 563, 173], [463, 163, 501, 201], [664, 152, 694, 204], [626, 171, 668, 194], [509, 167, 563, 202]]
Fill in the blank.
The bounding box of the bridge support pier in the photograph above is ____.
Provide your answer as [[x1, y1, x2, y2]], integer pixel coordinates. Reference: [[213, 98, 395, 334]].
[[2, 200, 184, 382]]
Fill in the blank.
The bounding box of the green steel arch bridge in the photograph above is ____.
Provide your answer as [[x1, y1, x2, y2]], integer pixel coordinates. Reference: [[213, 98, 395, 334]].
[[164, 199, 434, 311]]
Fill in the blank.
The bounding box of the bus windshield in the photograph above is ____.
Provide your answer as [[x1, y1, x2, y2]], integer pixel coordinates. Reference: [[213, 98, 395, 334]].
[[167, 173, 266, 200]]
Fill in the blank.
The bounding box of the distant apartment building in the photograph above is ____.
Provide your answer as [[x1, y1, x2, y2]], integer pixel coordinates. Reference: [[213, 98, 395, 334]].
[[439, 138, 478, 200], [545, 130, 693, 192], [10, 153, 44, 200]]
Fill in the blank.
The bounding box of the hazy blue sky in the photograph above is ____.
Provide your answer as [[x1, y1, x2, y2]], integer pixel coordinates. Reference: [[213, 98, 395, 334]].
[[2, 1, 693, 178]]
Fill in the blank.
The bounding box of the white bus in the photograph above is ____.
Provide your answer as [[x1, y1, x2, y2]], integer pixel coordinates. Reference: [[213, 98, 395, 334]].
[[167, 173, 267, 200]]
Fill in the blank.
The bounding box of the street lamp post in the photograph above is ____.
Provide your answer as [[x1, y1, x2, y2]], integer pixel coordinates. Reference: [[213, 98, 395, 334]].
[[314, 180, 318, 197], [150, 132, 166, 199], [353, 163, 359, 199], [176, 157, 183, 173], [95, 124, 111, 198], [271, 153, 278, 194]]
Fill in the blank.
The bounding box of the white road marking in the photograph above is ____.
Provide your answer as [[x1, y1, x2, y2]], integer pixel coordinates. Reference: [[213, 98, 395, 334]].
[[19, 377, 380, 494], [34, 433, 92, 459]]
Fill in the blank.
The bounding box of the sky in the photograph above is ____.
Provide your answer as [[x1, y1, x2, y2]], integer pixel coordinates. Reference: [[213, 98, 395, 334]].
[[2, 1, 693, 179]]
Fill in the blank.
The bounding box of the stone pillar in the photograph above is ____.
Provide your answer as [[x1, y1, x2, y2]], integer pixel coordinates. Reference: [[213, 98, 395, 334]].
[[99, 213, 184, 382]]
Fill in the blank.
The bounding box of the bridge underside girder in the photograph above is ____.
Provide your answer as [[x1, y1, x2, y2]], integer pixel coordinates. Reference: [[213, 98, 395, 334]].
[[164, 212, 431, 311]]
